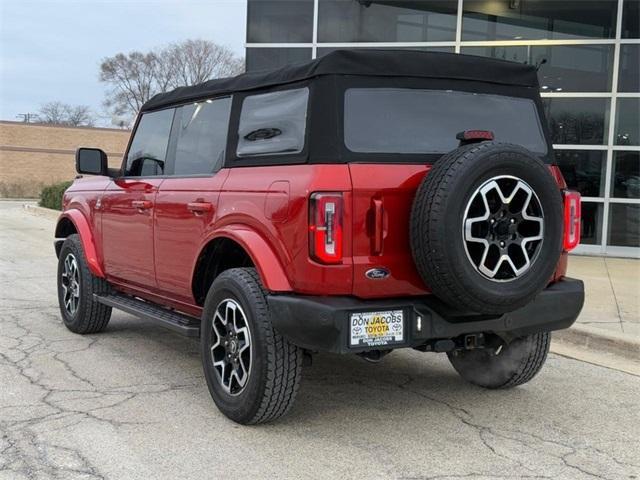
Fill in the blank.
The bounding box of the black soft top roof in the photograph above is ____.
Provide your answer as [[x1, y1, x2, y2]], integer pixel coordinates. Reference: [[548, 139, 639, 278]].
[[141, 49, 539, 112]]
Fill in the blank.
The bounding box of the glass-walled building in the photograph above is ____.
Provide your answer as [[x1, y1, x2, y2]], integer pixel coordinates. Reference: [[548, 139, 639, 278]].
[[246, 0, 640, 257]]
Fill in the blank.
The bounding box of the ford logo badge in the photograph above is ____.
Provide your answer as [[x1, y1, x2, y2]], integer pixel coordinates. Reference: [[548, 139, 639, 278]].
[[365, 268, 390, 280]]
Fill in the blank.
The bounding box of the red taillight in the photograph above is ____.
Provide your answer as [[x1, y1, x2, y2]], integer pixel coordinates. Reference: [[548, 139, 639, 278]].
[[309, 192, 343, 264], [563, 190, 581, 251]]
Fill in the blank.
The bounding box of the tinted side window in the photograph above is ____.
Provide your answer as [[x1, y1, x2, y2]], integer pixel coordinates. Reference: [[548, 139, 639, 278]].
[[237, 88, 309, 157], [126, 109, 174, 176], [173, 97, 232, 175]]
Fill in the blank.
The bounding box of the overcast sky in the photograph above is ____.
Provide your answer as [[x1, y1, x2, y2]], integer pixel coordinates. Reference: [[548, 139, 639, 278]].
[[0, 0, 247, 126]]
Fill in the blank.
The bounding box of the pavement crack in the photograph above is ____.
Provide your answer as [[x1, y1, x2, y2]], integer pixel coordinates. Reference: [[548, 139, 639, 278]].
[[389, 374, 635, 480], [604, 258, 626, 333]]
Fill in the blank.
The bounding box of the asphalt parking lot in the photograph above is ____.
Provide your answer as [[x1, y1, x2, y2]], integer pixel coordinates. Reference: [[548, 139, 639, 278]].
[[1, 200, 639, 480]]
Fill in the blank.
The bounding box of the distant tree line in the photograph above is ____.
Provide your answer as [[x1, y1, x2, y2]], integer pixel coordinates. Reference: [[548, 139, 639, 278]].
[[21, 39, 243, 128], [37, 102, 95, 127], [99, 39, 244, 122]]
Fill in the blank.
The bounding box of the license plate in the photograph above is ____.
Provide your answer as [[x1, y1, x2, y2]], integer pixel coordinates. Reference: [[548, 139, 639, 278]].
[[349, 310, 404, 348]]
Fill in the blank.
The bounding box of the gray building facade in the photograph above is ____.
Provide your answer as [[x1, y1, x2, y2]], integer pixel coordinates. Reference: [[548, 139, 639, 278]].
[[246, 0, 640, 257]]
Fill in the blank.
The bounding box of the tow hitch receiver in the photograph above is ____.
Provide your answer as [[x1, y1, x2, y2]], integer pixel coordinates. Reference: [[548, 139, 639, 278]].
[[464, 333, 484, 349], [415, 333, 488, 353]]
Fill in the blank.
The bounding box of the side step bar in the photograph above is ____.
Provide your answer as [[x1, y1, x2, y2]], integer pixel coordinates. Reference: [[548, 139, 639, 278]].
[[94, 293, 200, 337]]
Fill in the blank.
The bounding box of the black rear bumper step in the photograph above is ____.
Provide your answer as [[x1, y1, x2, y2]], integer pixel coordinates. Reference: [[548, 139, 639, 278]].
[[94, 293, 200, 337]]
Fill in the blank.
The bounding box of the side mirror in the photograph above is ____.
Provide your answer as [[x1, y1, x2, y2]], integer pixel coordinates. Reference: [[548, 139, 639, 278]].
[[127, 156, 164, 176], [76, 147, 108, 176]]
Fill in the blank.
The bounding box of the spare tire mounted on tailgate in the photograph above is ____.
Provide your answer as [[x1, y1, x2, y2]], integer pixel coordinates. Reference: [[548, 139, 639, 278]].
[[410, 141, 563, 314]]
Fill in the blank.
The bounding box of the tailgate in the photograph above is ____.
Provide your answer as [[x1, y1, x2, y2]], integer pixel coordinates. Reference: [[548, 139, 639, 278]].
[[349, 164, 432, 298]]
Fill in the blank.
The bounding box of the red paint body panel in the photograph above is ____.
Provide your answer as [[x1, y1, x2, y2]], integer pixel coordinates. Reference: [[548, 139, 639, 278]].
[[57, 209, 104, 278], [57, 158, 572, 314], [154, 170, 230, 303], [101, 178, 163, 289], [218, 165, 353, 295], [554, 252, 568, 281], [349, 164, 433, 297], [209, 226, 293, 292], [59, 177, 110, 277], [549, 165, 568, 189]]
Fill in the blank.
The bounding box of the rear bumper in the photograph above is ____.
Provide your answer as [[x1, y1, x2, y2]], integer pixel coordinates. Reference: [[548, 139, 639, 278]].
[[268, 277, 584, 354]]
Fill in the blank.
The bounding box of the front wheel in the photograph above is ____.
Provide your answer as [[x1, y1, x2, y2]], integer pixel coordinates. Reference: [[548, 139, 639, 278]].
[[57, 234, 112, 334], [447, 332, 550, 389], [201, 268, 303, 424]]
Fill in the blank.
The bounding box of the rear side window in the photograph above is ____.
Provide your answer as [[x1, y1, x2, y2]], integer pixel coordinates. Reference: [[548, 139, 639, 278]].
[[344, 88, 548, 156], [173, 97, 232, 175], [237, 87, 309, 157], [126, 108, 174, 176]]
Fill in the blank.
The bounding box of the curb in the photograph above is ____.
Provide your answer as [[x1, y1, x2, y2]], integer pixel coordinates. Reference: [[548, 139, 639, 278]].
[[552, 324, 640, 364], [23, 203, 60, 221], [0, 197, 39, 202]]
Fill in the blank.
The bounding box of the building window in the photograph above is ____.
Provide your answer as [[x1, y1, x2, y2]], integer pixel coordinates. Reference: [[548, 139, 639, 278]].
[[317, 46, 455, 57], [555, 150, 607, 198], [619, 44, 640, 93], [622, 0, 639, 38], [608, 204, 640, 247], [462, 44, 614, 92], [611, 152, 640, 199], [615, 99, 640, 146], [243, 0, 640, 256], [543, 98, 610, 145], [580, 203, 604, 245], [318, 0, 458, 42], [246, 48, 312, 72], [247, 0, 314, 43], [462, 0, 618, 40]]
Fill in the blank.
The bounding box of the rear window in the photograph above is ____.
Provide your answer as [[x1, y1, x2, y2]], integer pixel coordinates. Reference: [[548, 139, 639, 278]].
[[344, 88, 548, 156]]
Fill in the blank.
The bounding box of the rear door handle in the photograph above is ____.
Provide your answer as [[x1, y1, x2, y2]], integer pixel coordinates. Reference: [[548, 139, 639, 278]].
[[187, 202, 213, 214], [132, 200, 153, 210], [372, 198, 384, 255]]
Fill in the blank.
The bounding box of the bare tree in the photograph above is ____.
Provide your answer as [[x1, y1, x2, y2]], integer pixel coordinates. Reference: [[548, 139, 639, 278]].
[[162, 39, 244, 89], [99, 52, 159, 116], [38, 102, 95, 126], [99, 39, 244, 120], [65, 105, 95, 127], [38, 101, 66, 124]]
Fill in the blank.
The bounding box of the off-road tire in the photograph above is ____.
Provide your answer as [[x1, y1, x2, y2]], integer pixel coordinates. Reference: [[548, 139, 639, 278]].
[[57, 234, 112, 334], [201, 268, 303, 424], [447, 332, 551, 389], [410, 141, 563, 314]]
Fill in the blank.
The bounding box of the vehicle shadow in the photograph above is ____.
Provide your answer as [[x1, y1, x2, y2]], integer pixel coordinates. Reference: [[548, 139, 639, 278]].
[[103, 312, 542, 428], [285, 351, 525, 425]]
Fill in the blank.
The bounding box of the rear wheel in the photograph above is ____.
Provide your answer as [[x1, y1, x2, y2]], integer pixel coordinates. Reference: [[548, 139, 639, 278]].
[[201, 268, 303, 424], [447, 332, 551, 389], [57, 234, 112, 334]]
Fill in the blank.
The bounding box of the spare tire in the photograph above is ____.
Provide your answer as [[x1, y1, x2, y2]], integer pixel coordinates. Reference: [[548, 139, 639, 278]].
[[410, 141, 563, 314]]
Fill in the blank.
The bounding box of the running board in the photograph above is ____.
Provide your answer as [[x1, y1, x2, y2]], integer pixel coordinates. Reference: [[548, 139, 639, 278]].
[[94, 293, 200, 337]]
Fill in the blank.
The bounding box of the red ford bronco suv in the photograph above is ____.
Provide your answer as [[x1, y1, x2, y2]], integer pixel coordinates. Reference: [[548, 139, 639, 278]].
[[55, 50, 584, 424]]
